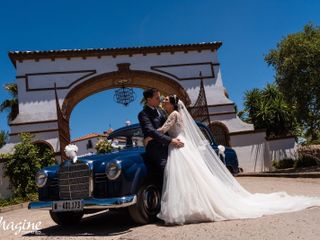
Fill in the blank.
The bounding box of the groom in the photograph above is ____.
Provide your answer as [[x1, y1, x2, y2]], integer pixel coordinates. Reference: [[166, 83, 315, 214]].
[[138, 88, 184, 187]]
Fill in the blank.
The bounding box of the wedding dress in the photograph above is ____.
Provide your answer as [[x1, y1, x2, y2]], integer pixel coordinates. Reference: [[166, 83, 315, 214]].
[[156, 100, 320, 225]]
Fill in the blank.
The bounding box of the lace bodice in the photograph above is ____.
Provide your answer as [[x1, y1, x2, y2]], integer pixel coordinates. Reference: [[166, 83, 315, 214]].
[[157, 110, 183, 138]]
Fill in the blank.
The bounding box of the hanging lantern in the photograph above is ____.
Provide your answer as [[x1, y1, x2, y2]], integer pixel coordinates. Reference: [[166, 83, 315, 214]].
[[113, 86, 136, 106]]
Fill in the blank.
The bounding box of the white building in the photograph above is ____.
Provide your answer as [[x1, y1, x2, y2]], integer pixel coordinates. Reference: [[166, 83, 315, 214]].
[[0, 42, 296, 198], [71, 132, 109, 156]]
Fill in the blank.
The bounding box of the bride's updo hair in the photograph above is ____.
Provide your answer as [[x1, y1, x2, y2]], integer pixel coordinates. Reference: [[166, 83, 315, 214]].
[[169, 94, 180, 111]]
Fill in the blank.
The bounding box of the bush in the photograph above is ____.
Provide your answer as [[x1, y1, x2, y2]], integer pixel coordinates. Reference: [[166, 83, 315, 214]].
[[0, 193, 38, 208], [3, 132, 55, 198], [294, 155, 319, 168], [272, 145, 320, 170], [272, 158, 294, 169], [295, 145, 320, 168]]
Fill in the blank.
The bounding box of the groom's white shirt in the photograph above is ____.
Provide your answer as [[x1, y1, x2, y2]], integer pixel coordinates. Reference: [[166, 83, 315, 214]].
[[146, 104, 160, 116]]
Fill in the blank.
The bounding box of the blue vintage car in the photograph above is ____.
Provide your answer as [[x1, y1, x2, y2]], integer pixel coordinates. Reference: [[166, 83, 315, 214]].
[[29, 122, 239, 226]]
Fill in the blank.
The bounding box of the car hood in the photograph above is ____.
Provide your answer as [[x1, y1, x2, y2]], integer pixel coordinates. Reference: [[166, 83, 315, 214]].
[[77, 147, 145, 171]]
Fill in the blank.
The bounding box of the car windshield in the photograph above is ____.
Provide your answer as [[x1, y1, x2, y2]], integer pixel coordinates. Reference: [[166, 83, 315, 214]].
[[108, 126, 145, 149], [108, 123, 216, 150], [199, 126, 217, 145]]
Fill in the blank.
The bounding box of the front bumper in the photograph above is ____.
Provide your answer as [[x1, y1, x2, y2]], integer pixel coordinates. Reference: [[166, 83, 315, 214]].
[[28, 194, 137, 210]]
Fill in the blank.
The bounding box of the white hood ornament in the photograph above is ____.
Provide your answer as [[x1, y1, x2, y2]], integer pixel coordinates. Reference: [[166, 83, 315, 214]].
[[64, 144, 79, 163]]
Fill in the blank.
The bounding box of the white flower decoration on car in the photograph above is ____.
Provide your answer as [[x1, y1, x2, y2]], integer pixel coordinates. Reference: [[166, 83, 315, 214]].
[[218, 145, 226, 157], [64, 144, 79, 163]]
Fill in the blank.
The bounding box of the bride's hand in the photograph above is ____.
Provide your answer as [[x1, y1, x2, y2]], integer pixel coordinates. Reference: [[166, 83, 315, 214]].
[[171, 138, 184, 148], [157, 128, 164, 133]]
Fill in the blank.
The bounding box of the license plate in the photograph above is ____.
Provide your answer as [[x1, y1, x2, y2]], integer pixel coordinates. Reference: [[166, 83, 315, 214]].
[[52, 200, 83, 212]]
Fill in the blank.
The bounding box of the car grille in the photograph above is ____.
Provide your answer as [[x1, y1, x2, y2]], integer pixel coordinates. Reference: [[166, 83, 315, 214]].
[[94, 173, 108, 198], [94, 173, 122, 198], [58, 162, 90, 200]]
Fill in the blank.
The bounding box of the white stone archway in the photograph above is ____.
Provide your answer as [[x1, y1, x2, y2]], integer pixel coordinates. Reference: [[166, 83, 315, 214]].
[[0, 42, 296, 176]]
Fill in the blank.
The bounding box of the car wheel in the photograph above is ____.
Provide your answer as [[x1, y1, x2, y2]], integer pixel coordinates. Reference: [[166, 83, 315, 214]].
[[227, 166, 235, 176], [49, 210, 84, 226], [128, 182, 161, 224]]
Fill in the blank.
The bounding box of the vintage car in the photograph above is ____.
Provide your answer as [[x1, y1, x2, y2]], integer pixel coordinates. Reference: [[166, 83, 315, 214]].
[[29, 122, 239, 226]]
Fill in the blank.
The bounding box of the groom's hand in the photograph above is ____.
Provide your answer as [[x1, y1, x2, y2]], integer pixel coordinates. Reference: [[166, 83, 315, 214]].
[[171, 138, 184, 148]]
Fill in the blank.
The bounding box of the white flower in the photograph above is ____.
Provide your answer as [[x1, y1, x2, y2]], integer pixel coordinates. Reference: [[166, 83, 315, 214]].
[[64, 144, 78, 163], [218, 145, 225, 155]]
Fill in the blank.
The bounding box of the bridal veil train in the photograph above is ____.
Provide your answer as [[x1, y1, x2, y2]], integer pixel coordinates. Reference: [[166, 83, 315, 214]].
[[157, 100, 320, 225]]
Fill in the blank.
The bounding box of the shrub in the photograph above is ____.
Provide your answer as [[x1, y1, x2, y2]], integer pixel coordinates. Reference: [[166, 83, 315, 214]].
[[294, 155, 319, 168], [3, 132, 55, 198], [272, 158, 294, 169], [295, 145, 320, 168]]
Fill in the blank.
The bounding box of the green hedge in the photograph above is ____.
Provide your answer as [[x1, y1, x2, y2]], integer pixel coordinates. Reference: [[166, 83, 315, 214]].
[[272, 158, 295, 169], [273, 156, 319, 170], [1, 132, 55, 198]]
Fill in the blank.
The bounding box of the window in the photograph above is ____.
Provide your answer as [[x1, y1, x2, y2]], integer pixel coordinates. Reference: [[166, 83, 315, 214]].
[[86, 139, 93, 149]]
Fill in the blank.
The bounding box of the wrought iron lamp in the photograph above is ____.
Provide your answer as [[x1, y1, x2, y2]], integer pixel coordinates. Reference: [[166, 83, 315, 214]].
[[113, 85, 136, 106]]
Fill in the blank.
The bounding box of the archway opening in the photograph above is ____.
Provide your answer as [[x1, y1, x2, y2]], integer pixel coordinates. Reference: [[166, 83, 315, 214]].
[[208, 122, 230, 147], [62, 68, 191, 122], [32, 140, 57, 165], [59, 68, 191, 158]]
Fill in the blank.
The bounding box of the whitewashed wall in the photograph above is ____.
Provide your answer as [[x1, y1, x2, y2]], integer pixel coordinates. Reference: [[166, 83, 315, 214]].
[[230, 134, 297, 173], [230, 132, 271, 172], [12, 49, 226, 125], [267, 137, 297, 161], [72, 137, 102, 156]]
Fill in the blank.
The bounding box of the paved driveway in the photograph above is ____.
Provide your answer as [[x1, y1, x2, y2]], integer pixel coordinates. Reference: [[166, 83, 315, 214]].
[[0, 177, 319, 240]]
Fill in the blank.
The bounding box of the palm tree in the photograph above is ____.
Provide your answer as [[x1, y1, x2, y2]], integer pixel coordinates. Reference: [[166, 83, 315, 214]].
[[0, 83, 18, 122], [242, 88, 262, 125], [242, 84, 297, 138], [0, 130, 8, 148]]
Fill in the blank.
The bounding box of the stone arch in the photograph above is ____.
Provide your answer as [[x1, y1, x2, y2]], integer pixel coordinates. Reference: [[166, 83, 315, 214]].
[[209, 121, 230, 147], [62, 65, 191, 121], [32, 140, 54, 153]]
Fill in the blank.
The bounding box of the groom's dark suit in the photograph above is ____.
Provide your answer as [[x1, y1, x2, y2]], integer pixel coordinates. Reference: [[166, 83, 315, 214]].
[[138, 105, 172, 181]]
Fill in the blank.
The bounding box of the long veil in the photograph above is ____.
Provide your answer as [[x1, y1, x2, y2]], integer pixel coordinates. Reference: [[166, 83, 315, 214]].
[[176, 99, 320, 218], [177, 100, 251, 197]]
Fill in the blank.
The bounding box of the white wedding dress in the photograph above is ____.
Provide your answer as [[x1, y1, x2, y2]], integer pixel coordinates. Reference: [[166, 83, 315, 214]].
[[156, 100, 320, 225]]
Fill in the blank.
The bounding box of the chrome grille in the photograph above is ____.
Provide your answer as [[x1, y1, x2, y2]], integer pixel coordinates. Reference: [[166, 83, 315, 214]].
[[58, 162, 90, 200]]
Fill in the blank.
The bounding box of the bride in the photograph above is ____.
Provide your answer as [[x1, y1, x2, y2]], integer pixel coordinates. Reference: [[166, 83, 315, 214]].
[[152, 94, 320, 225]]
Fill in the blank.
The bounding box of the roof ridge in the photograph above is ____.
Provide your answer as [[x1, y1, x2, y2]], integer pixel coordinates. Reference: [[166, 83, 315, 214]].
[[9, 41, 221, 55], [8, 41, 222, 67], [71, 132, 108, 142]]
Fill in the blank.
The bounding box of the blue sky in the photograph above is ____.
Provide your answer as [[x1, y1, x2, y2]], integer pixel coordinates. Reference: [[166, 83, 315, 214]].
[[0, 0, 319, 140]]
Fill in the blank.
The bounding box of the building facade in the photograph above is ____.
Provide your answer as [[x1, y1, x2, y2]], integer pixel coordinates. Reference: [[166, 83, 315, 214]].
[[0, 42, 297, 198]]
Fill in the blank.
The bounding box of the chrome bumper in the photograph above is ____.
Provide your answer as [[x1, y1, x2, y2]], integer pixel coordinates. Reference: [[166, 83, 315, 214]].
[[28, 195, 137, 210]]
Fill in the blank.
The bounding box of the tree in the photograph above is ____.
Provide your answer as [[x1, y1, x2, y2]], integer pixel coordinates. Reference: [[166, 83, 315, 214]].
[[0, 130, 8, 148], [265, 23, 320, 141], [240, 84, 298, 138], [0, 83, 18, 122], [3, 132, 55, 198], [240, 88, 263, 128]]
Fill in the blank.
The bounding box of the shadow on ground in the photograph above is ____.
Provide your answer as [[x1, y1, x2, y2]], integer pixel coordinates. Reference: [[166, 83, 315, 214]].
[[23, 209, 151, 237]]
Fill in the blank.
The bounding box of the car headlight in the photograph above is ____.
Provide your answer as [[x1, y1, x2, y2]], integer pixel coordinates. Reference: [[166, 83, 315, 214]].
[[105, 161, 122, 180], [35, 170, 48, 188]]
